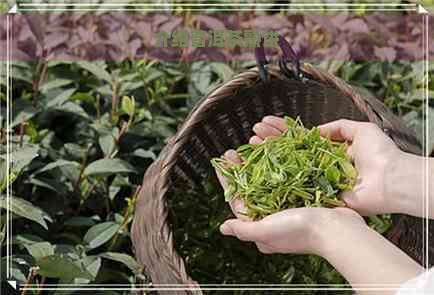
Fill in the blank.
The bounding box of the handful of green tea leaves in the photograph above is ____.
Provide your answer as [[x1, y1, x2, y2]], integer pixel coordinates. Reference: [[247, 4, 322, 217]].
[[211, 116, 357, 220]]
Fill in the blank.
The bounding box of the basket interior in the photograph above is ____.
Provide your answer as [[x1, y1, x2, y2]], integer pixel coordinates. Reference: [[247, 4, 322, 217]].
[[171, 77, 368, 188]]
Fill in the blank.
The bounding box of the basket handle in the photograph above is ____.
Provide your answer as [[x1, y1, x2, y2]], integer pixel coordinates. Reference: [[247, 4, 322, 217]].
[[255, 34, 301, 82]]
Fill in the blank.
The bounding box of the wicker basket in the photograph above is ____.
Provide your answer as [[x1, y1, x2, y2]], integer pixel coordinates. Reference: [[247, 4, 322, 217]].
[[131, 37, 432, 294]]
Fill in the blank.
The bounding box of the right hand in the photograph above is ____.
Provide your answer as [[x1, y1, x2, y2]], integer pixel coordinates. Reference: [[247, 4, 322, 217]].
[[251, 116, 424, 217]]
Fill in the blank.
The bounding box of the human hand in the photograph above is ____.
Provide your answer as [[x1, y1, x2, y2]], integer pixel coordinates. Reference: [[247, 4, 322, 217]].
[[251, 116, 425, 217], [215, 122, 424, 290], [215, 149, 366, 256]]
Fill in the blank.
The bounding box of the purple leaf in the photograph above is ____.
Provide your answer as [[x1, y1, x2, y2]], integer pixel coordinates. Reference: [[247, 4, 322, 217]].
[[160, 17, 183, 35], [195, 15, 226, 31], [23, 14, 45, 46], [341, 18, 369, 34], [374, 46, 397, 62]]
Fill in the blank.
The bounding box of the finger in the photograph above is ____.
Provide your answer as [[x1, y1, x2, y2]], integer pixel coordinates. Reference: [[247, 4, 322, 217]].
[[340, 188, 371, 216], [215, 149, 242, 192], [262, 116, 288, 133], [346, 145, 354, 160], [215, 168, 228, 190], [253, 122, 282, 139], [340, 190, 356, 207], [224, 149, 242, 165], [229, 197, 250, 221], [256, 242, 274, 254], [222, 150, 249, 219], [220, 219, 266, 242], [249, 136, 263, 145], [318, 119, 360, 142], [215, 178, 249, 220]]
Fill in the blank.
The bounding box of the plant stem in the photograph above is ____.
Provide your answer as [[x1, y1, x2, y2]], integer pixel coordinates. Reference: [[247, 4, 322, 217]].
[[36, 277, 46, 295], [107, 185, 141, 251], [96, 94, 101, 125], [111, 81, 119, 124], [81, 178, 101, 204], [19, 122, 26, 147], [74, 144, 90, 195], [21, 267, 37, 295]]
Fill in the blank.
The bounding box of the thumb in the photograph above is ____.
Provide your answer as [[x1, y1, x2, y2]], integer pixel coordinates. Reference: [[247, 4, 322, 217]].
[[341, 190, 358, 207], [220, 219, 265, 242], [341, 190, 370, 216], [318, 119, 358, 142]]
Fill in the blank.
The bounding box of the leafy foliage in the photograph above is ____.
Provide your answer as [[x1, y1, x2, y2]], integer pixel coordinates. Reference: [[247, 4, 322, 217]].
[[0, 58, 432, 294]]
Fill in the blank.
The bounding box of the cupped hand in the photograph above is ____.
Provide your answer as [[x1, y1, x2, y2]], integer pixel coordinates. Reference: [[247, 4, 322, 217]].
[[215, 142, 366, 256]]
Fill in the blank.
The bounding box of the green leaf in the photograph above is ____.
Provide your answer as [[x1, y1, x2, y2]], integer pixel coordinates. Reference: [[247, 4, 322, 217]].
[[76, 61, 112, 84], [339, 160, 357, 180], [44, 88, 76, 108], [100, 252, 141, 273], [74, 256, 101, 284], [9, 145, 39, 174], [3, 65, 32, 84], [28, 177, 70, 195], [83, 159, 136, 177], [11, 100, 40, 128], [56, 101, 90, 119], [98, 132, 116, 157], [40, 79, 74, 94], [325, 166, 341, 184], [0, 196, 52, 229], [121, 96, 135, 117], [1, 145, 38, 192], [25, 241, 54, 259], [64, 216, 100, 227], [13, 234, 44, 246], [33, 159, 80, 175], [132, 148, 156, 160], [83, 222, 120, 250], [70, 92, 95, 103], [36, 255, 93, 280], [210, 62, 234, 81], [143, 68, 163, 83]]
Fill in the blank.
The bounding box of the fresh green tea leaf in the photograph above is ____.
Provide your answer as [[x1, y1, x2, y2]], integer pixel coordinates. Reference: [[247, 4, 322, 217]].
[[25, 241, 54, 259], [121, 96, 135, 117], [83, 222, 120, 250], [36, 255, 93, 280], [76, 61, 112, 84], [83, 159, 136, 177], [100, 252, 141, 273], [0, 196, 52, 229]]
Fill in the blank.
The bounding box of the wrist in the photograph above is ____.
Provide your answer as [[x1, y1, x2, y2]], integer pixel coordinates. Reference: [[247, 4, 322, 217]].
[[315, 213, 424, 289], [311, 208, 368, 258], [384, 150, 424, 216]]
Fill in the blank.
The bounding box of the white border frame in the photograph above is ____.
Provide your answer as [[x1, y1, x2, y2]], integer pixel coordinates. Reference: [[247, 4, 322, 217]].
[[2, 1, 430, 293]]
